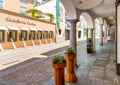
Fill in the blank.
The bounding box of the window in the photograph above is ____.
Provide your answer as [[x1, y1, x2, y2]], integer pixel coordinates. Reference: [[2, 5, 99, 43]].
[[65, 29, 70, 40], [20, 6, 27, 13], [20, 0, 28, 4], [29, 31, 35, 40], [37, 31, 42, 39], [20, 31, 27, 41], [78, 31, 81, 38], [49, 31, 53, 38], [0, 30, 4, 43], [43, 31, 48, 39], [0, 0, 3, 9], [8, 30, 17, 42]]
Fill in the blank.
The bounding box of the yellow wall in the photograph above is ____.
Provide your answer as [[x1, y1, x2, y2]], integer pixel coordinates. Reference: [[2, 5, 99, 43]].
[[4, 0, 34, 13]]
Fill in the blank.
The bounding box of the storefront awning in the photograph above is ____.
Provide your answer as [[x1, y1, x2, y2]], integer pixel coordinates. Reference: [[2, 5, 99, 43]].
[[20, 27, 30, 31], [8, 26, 20, 30], [29, 28, 37, 31], [49, 28, 55, 31], [44, 28, 49, 31], [0, 26, 8, 30], [37, 28, 44, 31]]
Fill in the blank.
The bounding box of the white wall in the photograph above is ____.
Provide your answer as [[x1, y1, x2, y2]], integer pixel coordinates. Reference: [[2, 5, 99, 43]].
[[117, 4, 120, 63], [36, 0, 66, 35]]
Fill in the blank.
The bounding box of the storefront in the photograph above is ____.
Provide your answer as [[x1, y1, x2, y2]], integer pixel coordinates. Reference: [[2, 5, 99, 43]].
[[0, 9, 55, 50], [65, 29, 70, 40]]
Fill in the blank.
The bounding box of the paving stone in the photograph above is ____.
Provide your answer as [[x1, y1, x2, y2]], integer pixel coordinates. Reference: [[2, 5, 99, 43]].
[[104, 80, 117, 85], [88, 69, 104, 78], [94, 60, 106, 67], [85, 77, 103, 85], [104, 72, 116, 81], [91, 66, 105, 70]]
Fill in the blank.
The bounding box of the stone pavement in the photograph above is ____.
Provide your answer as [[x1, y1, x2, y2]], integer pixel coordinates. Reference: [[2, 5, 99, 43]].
[[0, 39, 86, 85], [0, 39, 118, 85], [45, 42, 119, 85]]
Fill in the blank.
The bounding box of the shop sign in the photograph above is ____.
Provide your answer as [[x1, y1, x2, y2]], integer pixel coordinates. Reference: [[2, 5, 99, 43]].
[[6, 18, 36, 26]]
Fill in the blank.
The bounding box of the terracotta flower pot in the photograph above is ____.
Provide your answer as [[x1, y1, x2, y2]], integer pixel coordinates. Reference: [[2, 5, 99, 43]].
[[65, 53, 78, 82], [52, 63, 66, 85]]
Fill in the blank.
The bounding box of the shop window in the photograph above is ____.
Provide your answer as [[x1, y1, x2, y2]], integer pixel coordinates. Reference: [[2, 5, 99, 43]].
[[43, 31, 48, 39], [8, 30, 17, 42], [37, 31, 42, 39], [20, 0, 28, 4], [78, 31, 81, 38], [29, 31, 35, 40], [49, 31, 53, 38], [65, 29, 70, 40], [20, 6, 27, 13], [20, 31, 27, 41], [0, 30, 4, 43], [0, 0, 3, 9], [59, 29, 62, 35]]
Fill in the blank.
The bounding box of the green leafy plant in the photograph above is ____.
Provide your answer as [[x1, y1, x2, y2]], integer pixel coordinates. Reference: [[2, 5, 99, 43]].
[[52, 55, 66, 64], [25, 8, 44, 18], [65, 48, 75, 56], [45, 13, 55, 22]]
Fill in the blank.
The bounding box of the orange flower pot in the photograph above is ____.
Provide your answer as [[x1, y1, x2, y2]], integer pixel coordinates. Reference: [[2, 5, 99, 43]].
[[52, 63, 66, 85], [65, 54, 78, 82]]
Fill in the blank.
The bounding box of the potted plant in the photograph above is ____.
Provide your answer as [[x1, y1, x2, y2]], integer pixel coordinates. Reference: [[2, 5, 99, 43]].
[[65, 48, 78, 82], [52, 55, 66, 85]]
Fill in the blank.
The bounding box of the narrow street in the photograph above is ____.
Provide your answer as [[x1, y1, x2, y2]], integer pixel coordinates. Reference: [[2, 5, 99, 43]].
[[0, 40, 87, 85]]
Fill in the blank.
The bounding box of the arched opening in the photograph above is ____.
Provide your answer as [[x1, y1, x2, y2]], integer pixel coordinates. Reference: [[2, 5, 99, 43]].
[[78, 12, 94, 53]]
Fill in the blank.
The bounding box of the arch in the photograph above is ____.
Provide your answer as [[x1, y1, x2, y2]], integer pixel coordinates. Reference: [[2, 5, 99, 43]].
[[80, 12, 94, 29], [103, 19, 108, 28], [60, 0, 77, 20]]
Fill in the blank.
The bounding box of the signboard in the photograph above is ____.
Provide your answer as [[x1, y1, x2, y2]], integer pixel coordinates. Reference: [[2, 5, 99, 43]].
[[56, 0, 60, 23]]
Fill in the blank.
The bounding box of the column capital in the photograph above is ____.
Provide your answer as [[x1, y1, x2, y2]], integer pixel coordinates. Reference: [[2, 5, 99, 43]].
[[67, 19, 79, 23]]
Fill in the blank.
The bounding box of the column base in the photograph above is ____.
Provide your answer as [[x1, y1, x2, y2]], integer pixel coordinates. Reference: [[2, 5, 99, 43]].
[[75, 64, 80, 69], [116, 64, 120, 75]]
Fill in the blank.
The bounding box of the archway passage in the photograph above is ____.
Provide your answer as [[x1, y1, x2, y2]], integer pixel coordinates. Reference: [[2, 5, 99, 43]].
[[79, 12, 95, 53]]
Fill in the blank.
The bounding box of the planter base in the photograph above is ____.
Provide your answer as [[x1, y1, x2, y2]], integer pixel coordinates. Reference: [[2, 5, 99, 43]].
[[65, 73, 78, 82]]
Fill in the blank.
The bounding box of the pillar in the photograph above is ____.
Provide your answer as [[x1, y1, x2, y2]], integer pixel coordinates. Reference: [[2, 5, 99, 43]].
[[93, 28, 96, 52], [116, 2, 120, 75], [68, 19, 77, 52], [100, 24, 103, 45], [104, 27, 107, 37], [68, 19, 78, 67]]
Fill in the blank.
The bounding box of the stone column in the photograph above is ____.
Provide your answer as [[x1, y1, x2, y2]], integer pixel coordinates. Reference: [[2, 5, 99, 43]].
[[68, 19, 78, 67], [104, 27, 107, 37], [68, 19, 77, 52], [100, 24, 103, 45], [93, 28, 96, 52]]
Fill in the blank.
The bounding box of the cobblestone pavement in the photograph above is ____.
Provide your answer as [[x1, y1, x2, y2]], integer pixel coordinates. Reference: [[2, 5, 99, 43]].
[[44, 42, 119, 85], [0, 40, 87, 85]]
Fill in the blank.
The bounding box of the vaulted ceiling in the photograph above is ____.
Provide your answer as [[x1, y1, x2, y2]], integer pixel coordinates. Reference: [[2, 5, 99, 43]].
[[61, 0, 116, 25]]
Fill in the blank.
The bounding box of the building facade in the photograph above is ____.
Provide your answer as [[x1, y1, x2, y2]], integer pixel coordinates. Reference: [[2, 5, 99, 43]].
[[0, 0, 34, 13], [36, 0, 66, 42], [0, 9, 55, 50]]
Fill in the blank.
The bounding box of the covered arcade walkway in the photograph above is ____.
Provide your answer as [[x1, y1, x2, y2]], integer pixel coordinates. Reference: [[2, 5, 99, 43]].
[[45, 42, 118, 85]]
